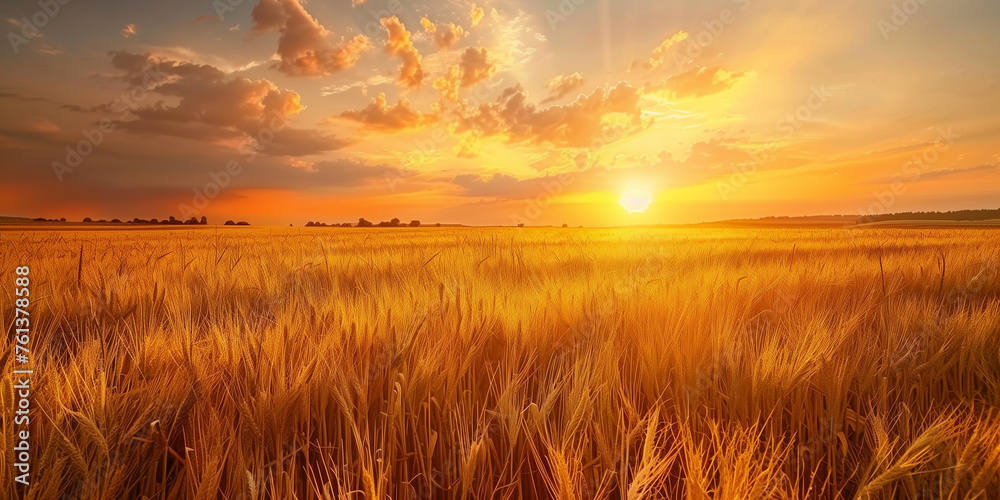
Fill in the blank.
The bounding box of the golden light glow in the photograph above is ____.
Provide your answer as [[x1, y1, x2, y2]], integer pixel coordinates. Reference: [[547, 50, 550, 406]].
[[619, 184, 653, 213]]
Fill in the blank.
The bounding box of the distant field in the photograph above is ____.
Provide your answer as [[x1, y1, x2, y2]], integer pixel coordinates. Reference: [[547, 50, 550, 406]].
[[855, 219, 1000, 228], [2, 227, 999, 499]]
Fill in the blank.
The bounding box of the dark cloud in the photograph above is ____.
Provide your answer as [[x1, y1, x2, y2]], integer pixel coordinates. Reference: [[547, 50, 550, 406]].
[[106, 51, 350, 156]]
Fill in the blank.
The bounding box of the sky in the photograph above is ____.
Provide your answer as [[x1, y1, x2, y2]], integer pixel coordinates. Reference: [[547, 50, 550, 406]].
[[0, 0, 998, 226]]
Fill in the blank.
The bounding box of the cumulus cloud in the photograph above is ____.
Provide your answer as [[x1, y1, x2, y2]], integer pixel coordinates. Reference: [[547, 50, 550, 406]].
[[251, 0, 373, 76], [541, 73, 585, 104], [106, 51, 350, 156], [645, 66, 749, 100], [455, 82, 644, 149], [433, 47, 496, 100], [420, 17, 468, 50], [338, 92, 439, 132], [470, 5, 485, 26], [381, 16, 424, 89], [643, 31, 688, 69]]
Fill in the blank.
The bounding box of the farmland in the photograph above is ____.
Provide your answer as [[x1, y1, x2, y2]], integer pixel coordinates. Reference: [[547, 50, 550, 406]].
[[1, 227, 999, 499]]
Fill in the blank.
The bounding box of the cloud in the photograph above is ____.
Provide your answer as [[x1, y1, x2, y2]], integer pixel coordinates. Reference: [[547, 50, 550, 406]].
[[455, 82, 644, 148], [321, 74, 393, 96], [490, 10, 537, 69], [0, 92, 48, 103], [451, 138, 751, 199], [24, 120, 61, 134], [868, 162, 999, 184], [453, 173, 530, 197], [300, 159, 412, 187], [338, 92, 438, 132], [471, 5, 485, 26], [526, 148, 588, 172], [251, 0, 373, 76], [381, 16, 424, 89], [420, 17, 468, 50], [456, 47, 495, 87], [106, 51, 350, 156], [433, 47, 496, 100], [541, 73, 585, 104], [193, 15, 220, 25], [121, 23, 138, 38], [642, 31, 688, 69], [645, 66, 749, 100]]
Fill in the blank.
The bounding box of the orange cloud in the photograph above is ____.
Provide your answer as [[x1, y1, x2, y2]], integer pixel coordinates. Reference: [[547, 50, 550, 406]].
[[456, 82, 644, 148], [121, 23, 138, 38], [338, 93, 439, 132], [433, 47, 496, 101], [420, 17, 468, 50], [252, 0, 373, 76], [381, 16, 424, 89], [645, 66, 749, 100], [643, 31, 688, 69], [470, 5, 485, 27], [25, 120, 60, 134], [542, 73, 585, 104]]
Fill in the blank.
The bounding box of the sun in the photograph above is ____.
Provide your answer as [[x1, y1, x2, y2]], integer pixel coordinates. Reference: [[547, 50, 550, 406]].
[[619, 184, 653, 213]]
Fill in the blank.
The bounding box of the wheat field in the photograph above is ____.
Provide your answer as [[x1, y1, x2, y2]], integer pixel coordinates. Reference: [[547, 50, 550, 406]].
[[1, 227, 999, 499]]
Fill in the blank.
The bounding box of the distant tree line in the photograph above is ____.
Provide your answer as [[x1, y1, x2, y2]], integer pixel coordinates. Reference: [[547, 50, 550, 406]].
[[861, 208, 1000, 223], [79, 216, 251, 226], [307, 218, 428, 228]]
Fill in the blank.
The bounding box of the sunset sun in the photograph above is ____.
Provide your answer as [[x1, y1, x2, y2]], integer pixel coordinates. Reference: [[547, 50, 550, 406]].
[[620, 185, 654, 213]]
